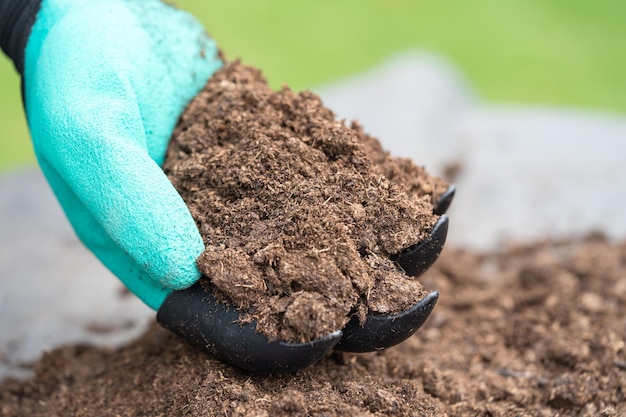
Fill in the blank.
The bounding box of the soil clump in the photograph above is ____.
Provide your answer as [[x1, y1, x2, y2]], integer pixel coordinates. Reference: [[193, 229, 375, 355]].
[[2, 236, 625, 416], [163, 61, 447, 343]]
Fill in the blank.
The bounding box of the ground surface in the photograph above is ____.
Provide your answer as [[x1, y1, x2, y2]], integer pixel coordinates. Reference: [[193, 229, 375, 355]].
[[1, 55, 624, 415], [1, 237, 624, 416]]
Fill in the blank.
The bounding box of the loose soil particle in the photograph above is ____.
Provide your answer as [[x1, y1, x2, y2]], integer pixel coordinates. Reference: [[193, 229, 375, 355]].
[[2, 236, 625, 416], [163, 61, 446, 343]]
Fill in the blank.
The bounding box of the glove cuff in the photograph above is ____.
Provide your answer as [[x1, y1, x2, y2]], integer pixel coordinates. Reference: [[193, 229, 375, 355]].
[[0, 0, 42, 74]]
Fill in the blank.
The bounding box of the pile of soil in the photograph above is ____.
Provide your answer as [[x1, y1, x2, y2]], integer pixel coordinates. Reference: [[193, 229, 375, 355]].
[[2, 236, 625, 416], [163, 61, 448, 342]]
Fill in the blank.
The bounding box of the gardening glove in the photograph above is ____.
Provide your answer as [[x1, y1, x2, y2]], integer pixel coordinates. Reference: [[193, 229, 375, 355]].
[[0, 0, 222, 310]]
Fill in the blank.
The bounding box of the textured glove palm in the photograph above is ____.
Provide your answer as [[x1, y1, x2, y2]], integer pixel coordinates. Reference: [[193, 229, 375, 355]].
[[23, 0, 221, 309]]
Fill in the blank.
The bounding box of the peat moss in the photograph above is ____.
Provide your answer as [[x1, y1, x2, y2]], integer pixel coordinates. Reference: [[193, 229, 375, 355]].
[[163, 61, 447, 342]]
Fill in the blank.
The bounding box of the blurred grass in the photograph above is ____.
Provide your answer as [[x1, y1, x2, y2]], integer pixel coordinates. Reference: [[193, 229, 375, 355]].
[[1, 0, 625, 171]]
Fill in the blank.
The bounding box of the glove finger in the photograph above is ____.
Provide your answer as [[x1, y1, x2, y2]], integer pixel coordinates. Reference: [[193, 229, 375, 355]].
[[38, 160, 180, 310], [38, 136, 204, 288]]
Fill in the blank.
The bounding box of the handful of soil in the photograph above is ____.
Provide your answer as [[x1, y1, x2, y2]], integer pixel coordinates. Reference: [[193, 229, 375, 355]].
[[164, 61, 449, 343]]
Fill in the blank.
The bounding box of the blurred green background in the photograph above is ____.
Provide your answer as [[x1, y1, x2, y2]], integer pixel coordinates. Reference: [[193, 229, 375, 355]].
[[1, 0, 625, 172]]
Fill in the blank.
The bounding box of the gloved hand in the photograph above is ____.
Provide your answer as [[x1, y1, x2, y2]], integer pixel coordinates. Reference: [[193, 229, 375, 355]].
[[0, 0, 222, 309]]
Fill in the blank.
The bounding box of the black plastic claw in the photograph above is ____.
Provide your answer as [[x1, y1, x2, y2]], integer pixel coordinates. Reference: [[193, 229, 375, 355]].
[[157, 283, 342, 373], [434, 184, 456, 215], [334, 215, 448, 352], [334, 291, 439, 352], [391, 214, 449, 277]]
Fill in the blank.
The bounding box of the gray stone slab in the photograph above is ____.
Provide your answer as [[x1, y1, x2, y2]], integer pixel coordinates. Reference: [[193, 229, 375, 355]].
[[0, 170, 152, 381]]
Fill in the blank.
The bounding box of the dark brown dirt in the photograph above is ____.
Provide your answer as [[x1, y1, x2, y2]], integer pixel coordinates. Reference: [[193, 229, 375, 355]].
[[163, 61, 447, 343], [2, 236, 625, 416]]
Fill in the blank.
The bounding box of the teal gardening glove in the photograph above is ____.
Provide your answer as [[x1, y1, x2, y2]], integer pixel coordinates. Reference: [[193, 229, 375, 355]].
[[0, 0, 222, 309]]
